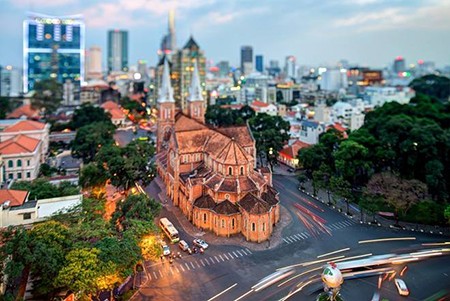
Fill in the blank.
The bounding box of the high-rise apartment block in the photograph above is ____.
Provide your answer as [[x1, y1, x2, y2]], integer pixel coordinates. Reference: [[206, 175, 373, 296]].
[[86, 46, 102, 80], [240, 46, 253, 75], [107, 30, 128, 72], [393, 56, 406, 74], [1, 66, 22, 97], [255, 55, 264, 73], [170, 36, 206, 112], [23, 13, 85, 93]]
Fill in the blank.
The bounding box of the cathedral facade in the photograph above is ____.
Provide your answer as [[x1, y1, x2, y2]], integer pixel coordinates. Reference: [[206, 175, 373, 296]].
[[155, 58, 280, 242]]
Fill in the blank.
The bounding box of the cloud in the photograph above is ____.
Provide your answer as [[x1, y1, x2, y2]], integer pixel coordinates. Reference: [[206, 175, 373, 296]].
[[8, 0, 76, 8], [333, 1, 450, 32], [192, 6, 269, 30]]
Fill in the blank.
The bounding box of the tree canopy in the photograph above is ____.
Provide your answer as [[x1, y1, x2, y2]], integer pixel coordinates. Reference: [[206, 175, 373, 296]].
[[71, 121, 116, 164], [31, 79, 63, 116], [205, 104, 255, 127], [11, 179, 80, 200], [71, 104, 113, 130], [409, 74, 450, 102]]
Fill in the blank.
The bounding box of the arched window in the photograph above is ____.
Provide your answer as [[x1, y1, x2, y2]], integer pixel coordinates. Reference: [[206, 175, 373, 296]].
[[203, 213, 207, 223], [252, 223, 256, 231], [240, 166, 244, 176], [228, 167, 233, 176], [232, 218, 235, 229], [8, 160, 13, 168], [222, 219, 225, 228], [17, 160, 22, 167]]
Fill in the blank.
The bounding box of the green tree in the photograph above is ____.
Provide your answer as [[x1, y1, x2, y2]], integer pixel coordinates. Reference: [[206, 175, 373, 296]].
[[31, 79, 63, 117], [298, 144, 327, 177], [409, 74, 450, 102], [11, 179, 79, 200], [72, 103, 113, 129], [445, 205, 450, 224], [79, 163, 109, 189], [55, 248, 104, 300], [334, 140, 372, 188], [249, 113, 290, 167], [111, 193, 161, 231], [366, 172, 428, 225], [28, 221, 72, 296], [0, 97, 12, 119], [72, 121, 116, 163]]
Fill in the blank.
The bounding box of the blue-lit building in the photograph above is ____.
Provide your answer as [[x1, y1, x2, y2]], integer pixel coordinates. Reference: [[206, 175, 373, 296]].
[[23, 13, 85, 93], [255, 55, 264, 73]]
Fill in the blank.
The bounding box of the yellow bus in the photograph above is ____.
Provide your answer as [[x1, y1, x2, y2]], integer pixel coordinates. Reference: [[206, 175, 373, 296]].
[[159, 217, 180, 243]]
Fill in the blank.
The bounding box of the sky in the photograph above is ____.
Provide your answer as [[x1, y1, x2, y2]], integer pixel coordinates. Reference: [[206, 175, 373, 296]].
[[0, 0, 449, 70]]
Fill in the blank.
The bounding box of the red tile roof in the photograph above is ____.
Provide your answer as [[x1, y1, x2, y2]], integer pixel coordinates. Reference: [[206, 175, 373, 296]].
[[3, 120, 46, 133], [279, 140, 310, 159], [0, 189, 28, 207], [326, 123, 349, 139], [0, 134, 40, 154], [7, 104, 40, 119], [251, 101, 269, 108], [101, 100, 120, 110]]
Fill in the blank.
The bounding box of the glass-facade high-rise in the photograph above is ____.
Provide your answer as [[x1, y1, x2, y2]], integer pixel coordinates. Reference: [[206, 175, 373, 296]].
[[23, 13, 85, 93], [107, 30, 128, 72]]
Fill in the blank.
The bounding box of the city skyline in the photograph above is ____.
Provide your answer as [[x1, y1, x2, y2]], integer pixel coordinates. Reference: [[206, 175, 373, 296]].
[[0, 0, 449, 69]]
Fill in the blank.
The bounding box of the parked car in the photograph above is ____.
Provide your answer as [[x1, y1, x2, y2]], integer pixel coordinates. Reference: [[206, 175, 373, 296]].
[[193, 238, 209, 249], [178, 240, 189, 251], [287, 168, 295, 173], [394, 278, 409, 296], [161, 244, 171, 256]]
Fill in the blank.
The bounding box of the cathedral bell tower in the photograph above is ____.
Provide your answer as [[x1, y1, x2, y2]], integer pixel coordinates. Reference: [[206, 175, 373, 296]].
[[187, 60, 205, 124], [156, 57, 176, 153]]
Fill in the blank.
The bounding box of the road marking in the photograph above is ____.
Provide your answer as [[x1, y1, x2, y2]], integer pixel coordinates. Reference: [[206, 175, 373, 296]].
[[205, 258, 211, 265], [236, 250, 243, 256], [283, 238, 289, 244], [206, 283, 238, 301], [223, 253, 229, 260], [196, 261, 201, 268], [246, 248, 252, 254], [175, 266, 180, 273], [169, 268, 173, 275], [159, 270, 163, 278], [153, 271, 158, 279], [148, 274, 152, 281], [180, 265, 185, 272], [232, 251, 239, 257], [190, 262, 196, 269], [200, 259, 205, 266], [228, 252, 234, 259], [219, 255, 225, 261], [303, 232, 310, 238], [214, 256, 221, 263], [241, 249, 248, 255], [285, 237, 294, 243], [185, 263, 190, 270]]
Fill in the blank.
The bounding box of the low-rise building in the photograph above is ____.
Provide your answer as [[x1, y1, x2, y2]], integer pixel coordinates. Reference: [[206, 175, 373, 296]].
[[278, 140, 310, 168], [101, 101, 128, 127], [250, 101, 278, 116]]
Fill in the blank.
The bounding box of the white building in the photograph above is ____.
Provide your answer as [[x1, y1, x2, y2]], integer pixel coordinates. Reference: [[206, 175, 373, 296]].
[[320, 69, 348, 91], [299, 120, 326, 145], [250, 101, 278, 116], [363, 87, 415, 107], [0, 66, 22, 97], [332, 99, 365, 131], [314, 103, 332, 123]]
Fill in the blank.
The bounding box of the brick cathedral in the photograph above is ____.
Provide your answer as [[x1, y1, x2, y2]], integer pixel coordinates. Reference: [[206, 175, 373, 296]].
[[155, 58, 280, 242]]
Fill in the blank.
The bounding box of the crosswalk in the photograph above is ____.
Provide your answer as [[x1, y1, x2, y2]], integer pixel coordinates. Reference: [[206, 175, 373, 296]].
[[145, 248, 253, 281], [283, 220, 356, 245]]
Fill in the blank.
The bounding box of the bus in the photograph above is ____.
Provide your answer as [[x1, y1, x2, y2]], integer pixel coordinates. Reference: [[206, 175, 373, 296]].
[[159, 218, 180, 243]]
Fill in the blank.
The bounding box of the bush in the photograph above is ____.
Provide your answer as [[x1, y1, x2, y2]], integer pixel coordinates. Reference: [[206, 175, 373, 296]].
[[401, 201, 445, 225]]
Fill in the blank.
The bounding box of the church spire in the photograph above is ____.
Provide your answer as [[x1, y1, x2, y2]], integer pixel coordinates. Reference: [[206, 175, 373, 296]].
[[188, 60, 203, 102], [158, 57, 175, 103]]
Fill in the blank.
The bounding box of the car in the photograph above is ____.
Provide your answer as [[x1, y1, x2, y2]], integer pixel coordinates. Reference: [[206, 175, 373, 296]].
[[394, 278, 409, 296], [161, 244, 171, 256], [193, 238, 209, 249], [287, 168, 295, 173], [178, 240, 189, 251]]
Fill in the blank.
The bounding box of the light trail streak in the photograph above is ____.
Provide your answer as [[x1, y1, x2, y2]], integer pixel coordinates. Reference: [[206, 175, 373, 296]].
[[358, 237, 416, 244], [277, 267, 321, 287], [207, 283, 237, 301], [277, 255, 345, 271], [317, 247, 350, 258], [333, 253, 373, 263], [233, 289, 253, 301], [421, 242, 450, 246]]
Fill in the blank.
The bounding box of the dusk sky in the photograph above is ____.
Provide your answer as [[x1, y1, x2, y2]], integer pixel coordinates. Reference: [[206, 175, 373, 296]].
[[1, 0, 449, 69]]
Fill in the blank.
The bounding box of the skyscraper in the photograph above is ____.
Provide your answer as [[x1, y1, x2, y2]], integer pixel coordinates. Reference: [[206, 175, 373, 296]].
[[393, 56, 406, 74], [285, 55, 296, 79], [107, 30, 128, 72], [240, 46, 253, 75], [159, 10, 176, 56], [1, 65, 22, 97], [255, 55, 264, 73], [171, 36, 206, 112], [86, 46, 102, 80], [23, 12, 85, 93]]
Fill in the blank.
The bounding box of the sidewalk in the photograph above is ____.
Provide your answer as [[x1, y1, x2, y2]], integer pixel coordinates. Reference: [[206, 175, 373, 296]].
[[301, 180, 450, 237], [153, 176, 293, 251]]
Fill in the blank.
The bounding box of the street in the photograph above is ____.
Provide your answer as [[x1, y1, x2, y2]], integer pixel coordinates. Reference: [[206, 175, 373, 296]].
[[131, 173, 450, 301]]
